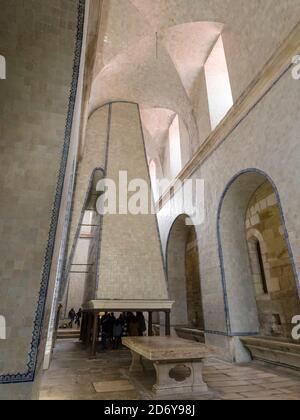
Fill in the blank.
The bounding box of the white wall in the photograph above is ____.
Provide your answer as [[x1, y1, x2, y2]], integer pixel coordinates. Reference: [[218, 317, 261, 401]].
[[158, 68, 300, 360]]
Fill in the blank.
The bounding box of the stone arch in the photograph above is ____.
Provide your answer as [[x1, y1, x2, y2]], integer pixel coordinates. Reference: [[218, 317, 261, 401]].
[[166, 214, 205, 330], [217, 169, 300, 337]]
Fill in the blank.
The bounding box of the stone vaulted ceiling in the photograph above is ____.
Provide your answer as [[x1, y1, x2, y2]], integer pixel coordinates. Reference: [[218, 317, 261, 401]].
[[89, 0, 228, 154], [87, 0, 300, 157]]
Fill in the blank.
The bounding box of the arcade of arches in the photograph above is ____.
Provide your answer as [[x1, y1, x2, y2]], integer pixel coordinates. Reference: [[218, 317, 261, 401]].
[[1, 0, 300, 401]]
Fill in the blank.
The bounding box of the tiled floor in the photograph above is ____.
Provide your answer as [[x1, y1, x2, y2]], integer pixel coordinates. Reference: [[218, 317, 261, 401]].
[[39, 339, 300, 400]]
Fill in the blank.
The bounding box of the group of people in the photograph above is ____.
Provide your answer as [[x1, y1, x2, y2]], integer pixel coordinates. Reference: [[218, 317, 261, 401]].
[[68, 308, 82, 329], [100, 312, 146, 350], [67, 309, 147, 350]]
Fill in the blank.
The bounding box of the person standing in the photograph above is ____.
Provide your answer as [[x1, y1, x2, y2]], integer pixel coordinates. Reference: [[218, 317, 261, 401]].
[[68, 308, 76, 329], [75, 308, 82, 329], [113, 319, 123, 350], [128, 315, 140, 337], [121, 313, 128, 337], [136, 312, 146, 336], [100, 312, 109, 350]]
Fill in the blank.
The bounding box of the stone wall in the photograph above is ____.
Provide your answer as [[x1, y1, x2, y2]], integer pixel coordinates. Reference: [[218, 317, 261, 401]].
[[186, 228, 204, 330], [246, 181, 300, 339], [167, 216, 189, 326], [0, 0, 85, 398], [158, 65, 300, 361]]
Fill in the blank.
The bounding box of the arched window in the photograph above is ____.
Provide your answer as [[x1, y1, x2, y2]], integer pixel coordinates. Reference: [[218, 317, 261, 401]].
[[247, 235, 269, 297], [204, 35, 233, 130], [169, 114, 182, 179], [149, 160, 159, 201], [256, 240, 268, 295]]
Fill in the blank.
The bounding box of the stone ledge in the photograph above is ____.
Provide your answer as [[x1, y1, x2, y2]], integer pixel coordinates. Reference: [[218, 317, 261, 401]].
[[241, 336, 300, 370], [175, 327, 205, 343], [82, 299, 174, 312]]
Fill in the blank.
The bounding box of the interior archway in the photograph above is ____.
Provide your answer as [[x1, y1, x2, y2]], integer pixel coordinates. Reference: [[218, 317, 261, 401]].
[[166, 214, 205, 331], [218, 170, 300, 339]]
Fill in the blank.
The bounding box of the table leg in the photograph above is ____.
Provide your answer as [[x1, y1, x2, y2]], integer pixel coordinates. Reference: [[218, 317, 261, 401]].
[[80, 312, 87, 342], [129, 351, 144, 374], [148, 312, 153, 336], [85, 312, 92, 346], [165, 311, 171, 336], [191, 360, 209, 394], [153, 360, 208, 396]]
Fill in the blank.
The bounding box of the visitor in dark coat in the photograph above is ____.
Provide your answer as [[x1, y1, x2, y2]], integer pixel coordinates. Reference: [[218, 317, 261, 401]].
[[136, 312, 146, 336]]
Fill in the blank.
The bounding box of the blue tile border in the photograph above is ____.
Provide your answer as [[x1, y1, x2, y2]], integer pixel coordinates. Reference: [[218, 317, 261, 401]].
[[0, 0, 86, 385], [216, 168, 300, 337]]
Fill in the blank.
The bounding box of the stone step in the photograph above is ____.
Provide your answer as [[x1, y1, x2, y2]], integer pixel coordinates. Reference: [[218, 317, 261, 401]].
[[57, 330, 81, 339]]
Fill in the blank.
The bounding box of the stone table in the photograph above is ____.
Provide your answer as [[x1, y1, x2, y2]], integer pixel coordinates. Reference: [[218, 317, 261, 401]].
[[123, 336, 213, 396], [81, 299, 174, 357]]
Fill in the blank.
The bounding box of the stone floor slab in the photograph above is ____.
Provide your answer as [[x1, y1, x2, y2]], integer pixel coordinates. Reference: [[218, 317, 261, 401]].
[[40, 339, 300, 401], [93, 380, 135, 393]]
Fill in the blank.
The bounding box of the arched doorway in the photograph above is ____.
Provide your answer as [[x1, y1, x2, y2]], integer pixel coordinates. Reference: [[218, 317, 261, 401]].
[[166, 215, 205, 331], [218, 170, 300, 339]]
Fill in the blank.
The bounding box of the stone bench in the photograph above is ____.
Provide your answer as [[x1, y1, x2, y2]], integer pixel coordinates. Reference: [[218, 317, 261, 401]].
[[123, 336, 212, 396], [241, 336, 300, 370], [175, 327, 205, 343]]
